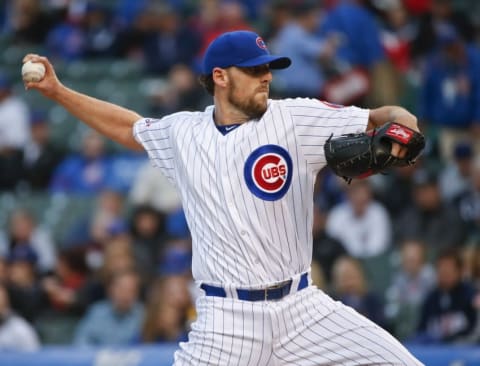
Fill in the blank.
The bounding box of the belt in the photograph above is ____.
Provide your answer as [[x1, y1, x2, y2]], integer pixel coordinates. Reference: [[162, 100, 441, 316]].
[[200, 272, 309, 301]]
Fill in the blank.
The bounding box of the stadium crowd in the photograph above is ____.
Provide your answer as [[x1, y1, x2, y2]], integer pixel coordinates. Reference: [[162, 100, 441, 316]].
[[1, 0, 480, 352]]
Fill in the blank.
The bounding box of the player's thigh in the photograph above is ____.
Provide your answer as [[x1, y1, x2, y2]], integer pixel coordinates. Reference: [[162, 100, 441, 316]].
[[173, 296, 273, 366], [273, 288, 424, 366]]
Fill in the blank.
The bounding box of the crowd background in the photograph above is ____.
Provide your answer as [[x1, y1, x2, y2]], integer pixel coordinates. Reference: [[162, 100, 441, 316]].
[[1, 0, 480, 353]]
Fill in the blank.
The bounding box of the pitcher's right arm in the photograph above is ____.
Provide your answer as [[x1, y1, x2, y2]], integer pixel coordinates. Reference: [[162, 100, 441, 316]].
[[23, 54, 143, 151]]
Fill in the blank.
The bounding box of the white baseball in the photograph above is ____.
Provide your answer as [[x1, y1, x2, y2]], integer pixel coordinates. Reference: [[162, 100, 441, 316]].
[[21, 60, 46, 82]]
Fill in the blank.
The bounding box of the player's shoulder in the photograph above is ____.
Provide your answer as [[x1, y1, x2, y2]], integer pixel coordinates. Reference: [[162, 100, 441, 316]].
[[135, 107, 211, 129], [272, 97, 349, 112], [162, 108, 209, 124]]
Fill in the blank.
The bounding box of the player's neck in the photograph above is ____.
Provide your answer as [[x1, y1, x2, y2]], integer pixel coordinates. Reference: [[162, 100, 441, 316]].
[[213, 99, 250, 126]]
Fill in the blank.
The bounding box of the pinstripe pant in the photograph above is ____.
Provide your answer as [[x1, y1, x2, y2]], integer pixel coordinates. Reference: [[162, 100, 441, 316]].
[[174, 286, 424, 366]]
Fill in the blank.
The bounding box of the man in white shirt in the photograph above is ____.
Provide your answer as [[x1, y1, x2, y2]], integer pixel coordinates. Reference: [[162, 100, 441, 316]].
[[326, 179, 392, 257]]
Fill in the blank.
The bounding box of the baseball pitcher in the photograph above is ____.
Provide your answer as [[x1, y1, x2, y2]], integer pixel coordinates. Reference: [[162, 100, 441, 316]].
[[24, 30, 424, 365]]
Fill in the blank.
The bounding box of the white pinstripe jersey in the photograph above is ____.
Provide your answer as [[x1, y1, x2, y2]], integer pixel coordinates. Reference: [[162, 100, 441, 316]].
[[133, 98, 369, 287]]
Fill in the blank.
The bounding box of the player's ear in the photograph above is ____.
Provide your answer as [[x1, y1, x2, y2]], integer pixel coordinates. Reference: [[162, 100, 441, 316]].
[[212, 67, 228, 88]]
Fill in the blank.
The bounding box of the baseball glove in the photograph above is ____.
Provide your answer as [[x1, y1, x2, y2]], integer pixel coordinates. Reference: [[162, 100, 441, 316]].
[[323, 122, 425, 183]]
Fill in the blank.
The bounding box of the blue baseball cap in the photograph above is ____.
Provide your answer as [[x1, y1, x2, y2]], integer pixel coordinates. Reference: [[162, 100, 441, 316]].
[[202, 30, 291, 75]]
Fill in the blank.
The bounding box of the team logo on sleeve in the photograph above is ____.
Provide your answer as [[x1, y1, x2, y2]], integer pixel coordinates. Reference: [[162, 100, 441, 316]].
[[244, 145, 293, 201]]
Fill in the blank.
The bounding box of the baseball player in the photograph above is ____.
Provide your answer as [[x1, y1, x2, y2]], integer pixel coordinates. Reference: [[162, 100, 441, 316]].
[[24, 30, 424, 365]]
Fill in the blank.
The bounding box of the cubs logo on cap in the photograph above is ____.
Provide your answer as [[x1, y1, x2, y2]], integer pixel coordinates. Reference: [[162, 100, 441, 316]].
[[256, 37, 267, 50], [202, 31, 291, 75], [244, 145, 293, 201]]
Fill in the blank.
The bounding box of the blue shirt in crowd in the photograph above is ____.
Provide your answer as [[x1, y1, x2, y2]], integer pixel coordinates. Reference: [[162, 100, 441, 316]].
[[273, 23, 326, 97], [319, 1, 384, 68], [49, 153, 147, 194], [74, 301, 144, 346], [419, 44, 480, 128]]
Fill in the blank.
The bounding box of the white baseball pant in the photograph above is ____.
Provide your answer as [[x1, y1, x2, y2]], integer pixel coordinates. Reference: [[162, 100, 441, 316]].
[[173, 285, 424, 365]]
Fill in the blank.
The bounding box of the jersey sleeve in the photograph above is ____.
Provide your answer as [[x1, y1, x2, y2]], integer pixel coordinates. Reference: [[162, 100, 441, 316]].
[[285, 98, 369, 172], [133, 117, 176, 183]]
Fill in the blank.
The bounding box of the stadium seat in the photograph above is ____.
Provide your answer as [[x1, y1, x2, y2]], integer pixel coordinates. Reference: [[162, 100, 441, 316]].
[[44, 194, 97, 244], [35, 313, 80, 345], [360, 249, 396, 295]]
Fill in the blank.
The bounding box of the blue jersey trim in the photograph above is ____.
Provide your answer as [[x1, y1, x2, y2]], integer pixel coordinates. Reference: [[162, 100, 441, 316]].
[[215, 123, 241, 135]]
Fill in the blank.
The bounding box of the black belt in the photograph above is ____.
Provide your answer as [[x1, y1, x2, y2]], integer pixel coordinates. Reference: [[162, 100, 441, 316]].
[[201, 272, 309, 301]]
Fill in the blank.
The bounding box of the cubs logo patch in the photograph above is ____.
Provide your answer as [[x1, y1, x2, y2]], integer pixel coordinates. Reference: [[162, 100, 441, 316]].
[[244, 145, 293, 201], [256, 37, 267, 50]]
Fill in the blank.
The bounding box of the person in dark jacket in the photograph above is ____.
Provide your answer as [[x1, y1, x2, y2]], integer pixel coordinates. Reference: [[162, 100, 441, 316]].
[[415, 247, 477, 344]]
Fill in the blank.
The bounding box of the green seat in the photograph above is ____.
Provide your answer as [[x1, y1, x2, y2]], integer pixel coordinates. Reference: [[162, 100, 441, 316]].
[[35, 313, 80, 345], [45, 194, 97, 244], [360, 250, 395, 295], [0, 192, 52, 227]]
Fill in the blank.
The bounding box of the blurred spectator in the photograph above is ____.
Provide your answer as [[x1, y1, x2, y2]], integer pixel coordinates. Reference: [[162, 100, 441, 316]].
[[411, 0, 475, 62], [43, 1, 118, 60], [439, 141, 473, 202], [375, 162, 420, 221], [257, 0, 290, 42], [377, 0, 416, 74], [73, 269, 144, 346], [0, 255, 6, 283], [319, 0, 393, 106], [394, 169, 466, 252], [64, 189, 128, 270], [157, 240, 192, 277], [49, 130, 110, 194], [331, 255, 386, 327], [83, 3, 118, 58], [197, 0, 252, 56], [7, 0, 55, 44], [165, 208, 190, 240], [311, 199, 347, 283], [21, 110, 64, 190], [326, 179, 392, 258], [272, 1, 338, 97], [313, 169, 345, 210], [0, 2, 6, 34], [385, 240, 436, 340], [129, 162, 182, 214], [320, 0, 385, 69], [113, 0, 148, 29], [135, 275, 192, 344], [89, 189, 127, 245], [402, 0, 431, 16], [157, 239, 200, 302], [0, 209, 56, 274], [0, 283, 40, 351], [105, 151, 148, 194], [418, 23, 480, 160], [415, 247, 477, 344], [133, 3, 201, 75], [148, 64, 210, 116], [5, 245, 44, 324], [457, 156, 480, 243], [41, 247, 95, 318], [128, 205, 167, 278], [95, 236, 137, 286], [0, 73, 30, 190], [45, 10, 87, 62]]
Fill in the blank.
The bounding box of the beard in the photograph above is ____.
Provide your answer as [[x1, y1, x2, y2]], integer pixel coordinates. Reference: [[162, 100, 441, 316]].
[[227, 79, 268, 120]]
